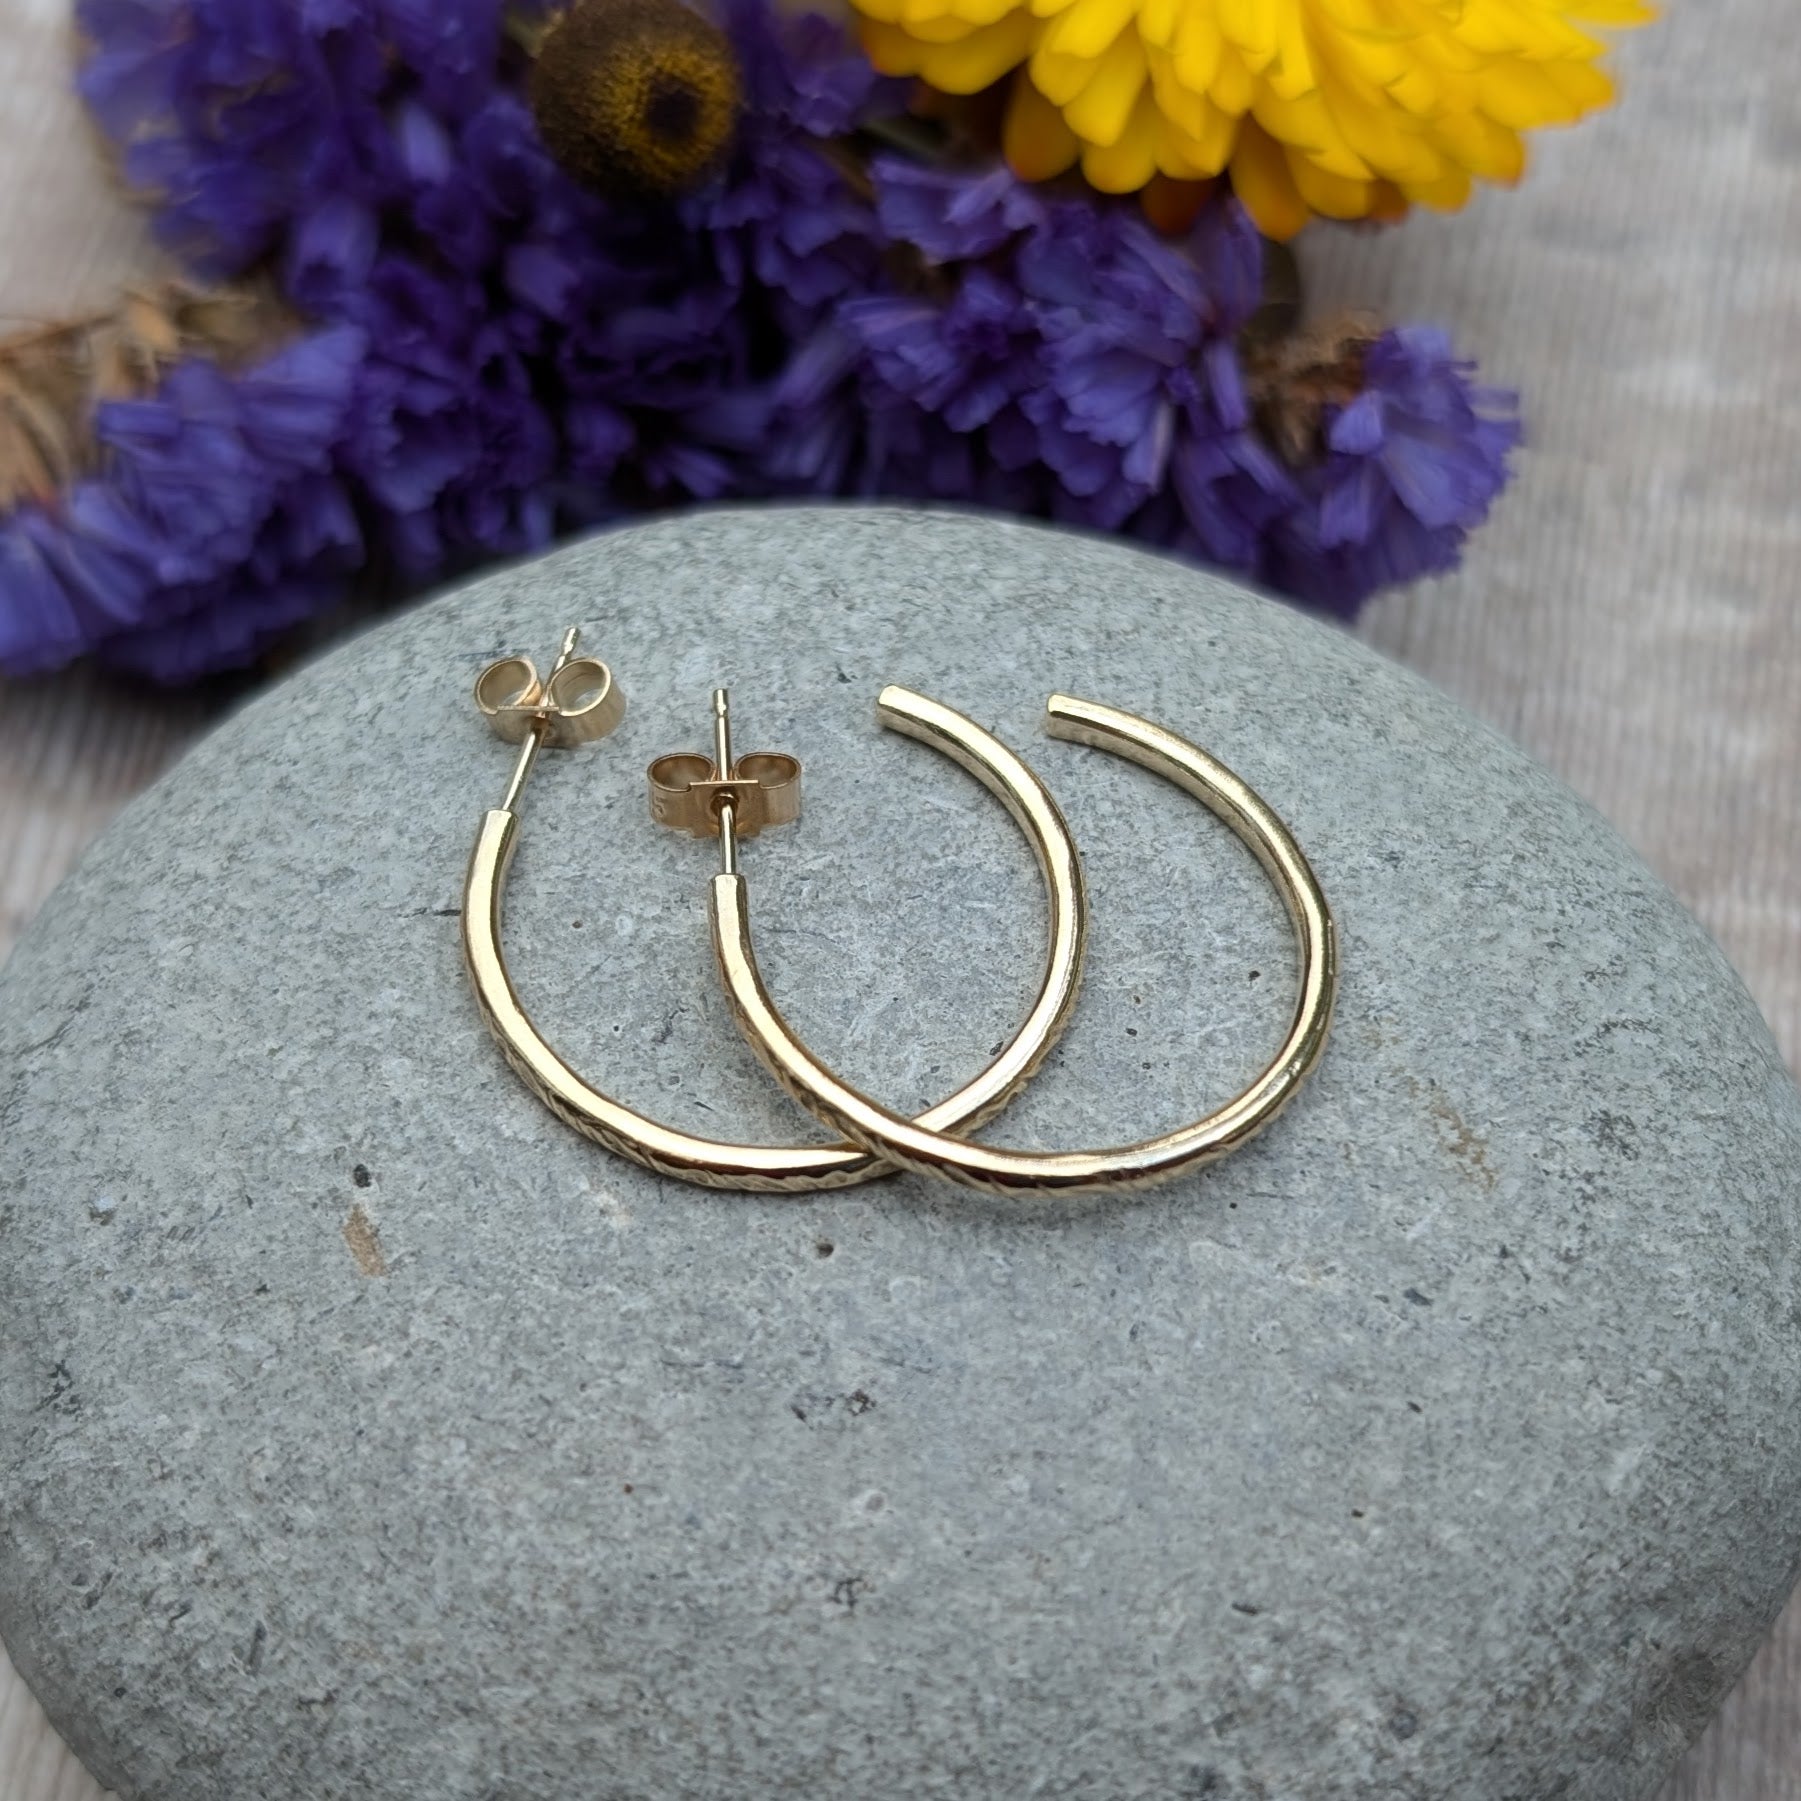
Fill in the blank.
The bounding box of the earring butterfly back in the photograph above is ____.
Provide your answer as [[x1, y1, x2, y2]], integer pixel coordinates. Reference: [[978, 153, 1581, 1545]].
[[474, 626, 625, 807], [647, 688, 801, 873]]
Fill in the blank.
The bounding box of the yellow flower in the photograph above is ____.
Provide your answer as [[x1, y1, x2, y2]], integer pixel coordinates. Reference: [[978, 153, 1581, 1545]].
[[851, 0, 1650, 238]]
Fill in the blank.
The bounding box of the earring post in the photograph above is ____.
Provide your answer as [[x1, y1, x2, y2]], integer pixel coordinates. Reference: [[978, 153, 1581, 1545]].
[[500, 626, 583, 811], [712, 688, 739, 874], [711, 687, 732, 774]]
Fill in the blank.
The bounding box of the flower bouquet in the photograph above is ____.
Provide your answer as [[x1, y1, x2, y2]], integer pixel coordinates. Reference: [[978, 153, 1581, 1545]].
[[0, 0, 1643, 680]]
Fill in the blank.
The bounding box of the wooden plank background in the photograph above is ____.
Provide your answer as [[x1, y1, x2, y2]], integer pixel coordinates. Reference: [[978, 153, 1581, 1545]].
[[1, 0, 1797, 1794]]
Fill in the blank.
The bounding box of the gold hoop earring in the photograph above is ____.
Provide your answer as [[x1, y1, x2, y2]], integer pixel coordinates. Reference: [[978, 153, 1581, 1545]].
[[712, 694, 1338, 1198], [461, 631, 1088, 1192]]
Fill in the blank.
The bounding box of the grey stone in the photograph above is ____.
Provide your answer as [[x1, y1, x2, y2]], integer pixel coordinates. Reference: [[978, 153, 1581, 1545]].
[[2, 508, 1799, 1801]]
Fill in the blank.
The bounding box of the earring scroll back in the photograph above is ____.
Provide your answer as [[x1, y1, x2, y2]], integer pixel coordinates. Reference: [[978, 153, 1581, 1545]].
[[474, 641, 625, 749], [646, 751, 802, 838]]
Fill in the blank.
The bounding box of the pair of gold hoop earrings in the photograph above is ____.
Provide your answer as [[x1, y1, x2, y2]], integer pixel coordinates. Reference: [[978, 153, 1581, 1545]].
[[462, 628, 1338, 1198]]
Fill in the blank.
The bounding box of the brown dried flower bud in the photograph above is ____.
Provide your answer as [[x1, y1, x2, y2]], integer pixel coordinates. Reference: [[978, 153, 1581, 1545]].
[[528, 0, 741, 199], [0, 282, 294, 511], [1243, 312, 1384, 469]]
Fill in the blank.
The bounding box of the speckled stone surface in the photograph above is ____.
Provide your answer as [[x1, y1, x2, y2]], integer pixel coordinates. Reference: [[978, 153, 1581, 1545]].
[[2, 508, 1799, 1801]]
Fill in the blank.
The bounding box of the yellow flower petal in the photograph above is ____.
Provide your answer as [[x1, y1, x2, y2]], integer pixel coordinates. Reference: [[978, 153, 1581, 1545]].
[[1228, 117, 1311, 238], [1428, 109, 1526, 183], [1544, 56, 1617, 114], [1286, 145, 1375, 219], [857, 15, 928, 71], [896, 8, 995, 44], [1385, 58, 1441, 118], [1041, 0, 1141, 60], [960, 0, 1036, 20], [1320, 77, 1443, 182], [1476, 57, 1582, 128], [877, 8, 1039, 88], [1152, 89, 1236, 174], [1062, 27, 1150, 146], [1031, 36, 1101, 103], [1399, 162, 1473, 212], [1251, 85, 1371, 178], [1082, 89, 1162, 188], [908, 0, 1025, 28], [1004, 67, 1083, 177], [1135, 0, 1183, 49], [848, 0, 1646, 225], [1169, 10, 1221, 91], [1147, 42, 1217, 140], [1263, 0, 1316, 100], [1217, 0, 1275, 68], [1208, 45, 1255, 113]]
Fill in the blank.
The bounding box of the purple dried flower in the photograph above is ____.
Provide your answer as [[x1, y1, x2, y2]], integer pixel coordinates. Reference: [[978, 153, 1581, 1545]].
[[722, 0, 901, 135], [872, 161, 1047, 263], [853, 162, 1274, 541], [702, 132, 883, 313], [77, 0, 396, 275], [841, 270, 1041, 433], [3, 0, 1519, 679], [336, 257, 560, 573], [0, 324, 365, 677], [761, 323, 863, 489], [379, 0, 506, 116], [104, 472, 363, 682], [1265, 327, 1521, 615]]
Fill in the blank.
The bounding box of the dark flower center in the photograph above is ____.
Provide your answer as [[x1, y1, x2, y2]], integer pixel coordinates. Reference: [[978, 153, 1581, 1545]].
[[527, 0, 742, 197], [644, 76, 701, 147]]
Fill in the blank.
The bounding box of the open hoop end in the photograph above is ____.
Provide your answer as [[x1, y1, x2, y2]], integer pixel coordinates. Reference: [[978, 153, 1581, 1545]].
[[1044, 693, 1122, 751]]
